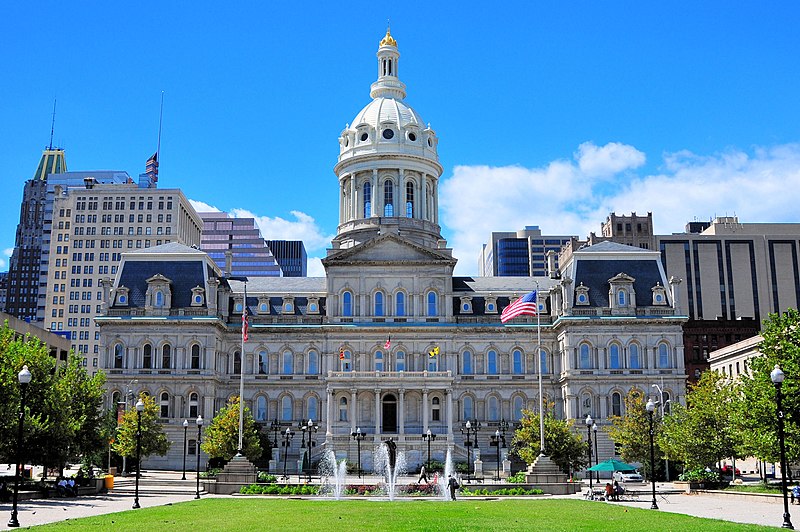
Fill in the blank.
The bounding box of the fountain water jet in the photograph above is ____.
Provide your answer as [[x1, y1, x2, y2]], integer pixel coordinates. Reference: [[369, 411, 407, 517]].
[[436, 448, 455, 501], [319, 449, 348, 499], [374, 439, 406, 500]]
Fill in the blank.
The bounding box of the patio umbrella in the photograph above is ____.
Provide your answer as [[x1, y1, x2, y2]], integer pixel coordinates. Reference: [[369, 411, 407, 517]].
[[586, 458, 637, 472]]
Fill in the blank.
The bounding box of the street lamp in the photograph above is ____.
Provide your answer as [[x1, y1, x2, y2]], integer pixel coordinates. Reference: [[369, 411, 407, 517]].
[[645, 399, 658, 510], [8, 365, 31, 528], [770, 365, 794, 530], [299, 419, 318, 482], [181, 419, 189, 480], [133, 399, 144, 509], [461, 420, 479, 482], [489, 428, 506, 482], [421, 429, 437, 473], [585, 414, 594, 497], [651, 383, 671, 481], [281, 426, 295, 480], [351, 427, 366, 478], [195, 415, 203, 499], [592, 422, 599, 483]]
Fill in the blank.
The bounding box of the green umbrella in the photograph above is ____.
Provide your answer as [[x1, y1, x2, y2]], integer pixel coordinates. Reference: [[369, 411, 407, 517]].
[[586, 458, 638, 472]]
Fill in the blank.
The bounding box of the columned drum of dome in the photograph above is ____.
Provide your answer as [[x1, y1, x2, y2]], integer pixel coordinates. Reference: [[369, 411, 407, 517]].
[[333, 29, 444, 251]]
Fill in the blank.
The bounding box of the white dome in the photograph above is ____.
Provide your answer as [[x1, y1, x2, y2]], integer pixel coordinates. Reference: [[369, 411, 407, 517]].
[[351, 97, 424, 132]]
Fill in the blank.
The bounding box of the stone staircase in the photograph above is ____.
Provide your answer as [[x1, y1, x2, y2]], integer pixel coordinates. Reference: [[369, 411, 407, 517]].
[[111, 471, 206, 496]]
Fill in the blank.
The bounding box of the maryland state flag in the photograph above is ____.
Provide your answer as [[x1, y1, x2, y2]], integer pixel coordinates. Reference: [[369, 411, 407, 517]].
[[428, 346, 440, 358], [339, 348, 345, 360], [242, 308, 249, 342]]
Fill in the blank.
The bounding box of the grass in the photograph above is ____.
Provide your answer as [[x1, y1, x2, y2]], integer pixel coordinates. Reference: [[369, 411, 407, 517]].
[[34, 498, 774, 531], [723, 484, 784, 494]]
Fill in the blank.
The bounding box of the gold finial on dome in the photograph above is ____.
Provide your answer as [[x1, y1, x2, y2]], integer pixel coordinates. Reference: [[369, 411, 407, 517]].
[[380, 25, 397, 47]]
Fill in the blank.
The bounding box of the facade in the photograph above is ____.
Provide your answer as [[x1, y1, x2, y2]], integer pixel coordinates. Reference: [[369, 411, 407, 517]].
[[99, 30, 686, 472], [200, 212, 282, 277], [45, 180, 202, 371], [590, 212, 656, 250], [708, 334, 761, 382], [0, 311, 71, 364], [5, 148, 67, 321], [479, 226, 575, 277], [265, 240, 307, 277]]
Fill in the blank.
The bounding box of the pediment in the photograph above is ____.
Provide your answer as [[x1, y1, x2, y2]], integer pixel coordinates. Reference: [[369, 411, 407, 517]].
[[323, 234, 457, 266], [608, 272, 635, 284]]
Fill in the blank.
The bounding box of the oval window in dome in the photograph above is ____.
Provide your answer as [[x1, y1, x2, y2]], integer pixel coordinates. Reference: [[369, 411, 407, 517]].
[[408, 132, 417, 142], [344, 137, 349, 147], [360, 132, 368, 142], [382, 129, 394, 140], [427, 138, 433, 147]]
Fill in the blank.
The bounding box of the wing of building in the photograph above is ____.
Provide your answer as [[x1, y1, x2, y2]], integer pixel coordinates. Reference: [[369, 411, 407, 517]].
[[98, 30, 686, 471]]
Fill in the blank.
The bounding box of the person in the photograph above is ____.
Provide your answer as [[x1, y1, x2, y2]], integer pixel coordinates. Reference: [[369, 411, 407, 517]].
[[57, 477, 69, 497], [433, 471, 439, 486], [604, 482, 613, 501], [67, 477, 77, 496], [447, 474, 459, 501], [791, 483, 800, 505], [418, 465, 429, 484], [613, 480, 624, 501]]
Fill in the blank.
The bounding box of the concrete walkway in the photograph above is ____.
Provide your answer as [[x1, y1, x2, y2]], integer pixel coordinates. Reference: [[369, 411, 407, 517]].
[[1, 473, 796, 529]]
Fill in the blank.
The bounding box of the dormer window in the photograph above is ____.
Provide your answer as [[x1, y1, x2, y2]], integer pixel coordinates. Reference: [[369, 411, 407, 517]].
[[145, 274, 172, 313], [608, 272, 636, 313], [115, 286, 130, 307], [257, 296, 270, 315], [651, 282, 668, 306], [460, 296, 473, 314], [307, 297, 320, 315], [575, 283, 590, 306], [190, 286, 205, 307], [282, 297, 295, 315], [485, 296, 498, 314]]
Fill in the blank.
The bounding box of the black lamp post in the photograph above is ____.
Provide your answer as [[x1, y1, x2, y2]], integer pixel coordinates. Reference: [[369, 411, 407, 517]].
[[771, 364, 794, 530], [195, 415, 203, 499], [592, 422, 599, 483], [132, 399, 144, 509], [8, 365, 31, 528], [299, 419, 318, 482], [490, 428, 506, 482], [585, 414, 593, 497], [282, 426, 294, 480], [461, 420, 479, 482], [421, 429, 436, 472], [181, 419, 189, 480], [351, 427, 366, 478], [645, 399, 658, 510]]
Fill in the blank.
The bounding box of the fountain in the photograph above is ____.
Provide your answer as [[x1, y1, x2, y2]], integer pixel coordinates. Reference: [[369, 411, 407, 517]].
[[374, 439, 406, 500], [319, 449, 348, 499], [436, 448, 455, 501]]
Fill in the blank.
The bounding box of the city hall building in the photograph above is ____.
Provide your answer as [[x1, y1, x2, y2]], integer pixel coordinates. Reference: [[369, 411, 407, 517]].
[[99, 30, 687, 471]]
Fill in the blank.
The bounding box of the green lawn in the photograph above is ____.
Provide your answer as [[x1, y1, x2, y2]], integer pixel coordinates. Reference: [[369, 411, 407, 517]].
[[34, 498, 773, 531]]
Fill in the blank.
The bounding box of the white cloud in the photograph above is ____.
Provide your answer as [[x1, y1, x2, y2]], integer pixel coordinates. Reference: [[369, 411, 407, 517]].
[[0, 248, 12, 270], [306, 257, 325, 277], [575, 141, 646, 178], [229, 208, 334, 254], [441, 142, 800, 275], [189, 199, 221, 213]]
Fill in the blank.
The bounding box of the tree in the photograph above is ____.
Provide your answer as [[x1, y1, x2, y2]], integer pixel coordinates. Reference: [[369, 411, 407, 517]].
[[201, 396, 262, 463], [511, 407, 588, 475], [607, 388, 661, 471], [658, 371, 741, 470], [738, 309, 800, 464], [112, 393, 171, 460]]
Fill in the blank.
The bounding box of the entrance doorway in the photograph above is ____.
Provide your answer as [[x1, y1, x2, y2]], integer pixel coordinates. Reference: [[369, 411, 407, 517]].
[[382, 393, 397, 433]]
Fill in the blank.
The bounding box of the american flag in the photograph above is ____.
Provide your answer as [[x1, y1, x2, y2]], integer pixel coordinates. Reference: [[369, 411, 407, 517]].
[[501, 290, 538, 323], [145, 152, 159, 182], [242, 308, 249, 342], [384, 336, 391, 349]]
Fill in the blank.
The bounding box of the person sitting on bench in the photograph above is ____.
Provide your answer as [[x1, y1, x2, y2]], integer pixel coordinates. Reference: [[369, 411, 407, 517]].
[[791, 483, 800, 504]]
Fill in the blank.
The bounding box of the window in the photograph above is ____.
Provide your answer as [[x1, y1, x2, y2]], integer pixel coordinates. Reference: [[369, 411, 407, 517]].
[[617, 290, 626, 306], [540, 349, 549, 374], [338, 397, 348, 421], [189, 392, 199, 418], [191, 344, 200, 369], [405, 182, 414, 218], [431, 397, 441, 421], [256, 396, 267, 421], [512, 349, 523, 374], [308, 350, 318, 374], [396, 350, 405, 371], [462, 351, 473, 374], [233, 351, 241, 374], [487, 350, 498, 374], [609, 344, 621, 369], [579, 343, 591, 369], [307, 396, 318, 421], [658, 343, 670, 368], [463, 396, 474, 420], [258, 351, 268, 374], [342, 291, 353, 317], [160, 392, 169, 418], [629, 344, 641, 369], [383, 180, 394, 216], [663, 392, 671, 414], [143, 343, 152, 369], [282, 396, 293, 421], [488, 396, 499, 421], [374, 350, 384, 371], [188, 439, 197, 455], [513, 396, 524, 421], [283, 351, 293, 374], [363, 182, 371, 217], [374, 291, 384, 316], [396, 292, 405, 316], [427, 291, 437, 316], [155, 290, 164, 307], [612, 392, 622, 416], [113, 343, 124, 369]]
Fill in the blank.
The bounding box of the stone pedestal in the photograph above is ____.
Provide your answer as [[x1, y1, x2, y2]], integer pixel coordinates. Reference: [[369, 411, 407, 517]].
[[502, 459, 511, 477], [474, 459, 483, 479], [524, 454, 580, 495], [206, 455, 258, 494]]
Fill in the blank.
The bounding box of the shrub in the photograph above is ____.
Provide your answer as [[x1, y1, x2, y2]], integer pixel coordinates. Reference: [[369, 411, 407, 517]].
[[678, 468, 720, 483], [240, 484, 319, 495], [506, 471, 527, 484], [461, 486, 543, 496], [257, 472, 277, 484], [199, 467, 222, 479]]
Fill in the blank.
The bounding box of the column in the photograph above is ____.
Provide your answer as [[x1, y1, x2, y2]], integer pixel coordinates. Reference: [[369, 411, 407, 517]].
[[446, 388, 453, 436], [371, 170, 378, 217], [349, 174, 356, 220], [350, 388, 358, 434], [422, 389, 429, 433], [374, 388, 381, 435], [398, 388, 405, 438], [325, 388, 333, 436]]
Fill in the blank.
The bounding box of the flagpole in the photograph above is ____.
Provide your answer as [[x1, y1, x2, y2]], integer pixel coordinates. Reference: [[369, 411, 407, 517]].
[[536, 282, 545, 455], [237, 280, 247, 455]]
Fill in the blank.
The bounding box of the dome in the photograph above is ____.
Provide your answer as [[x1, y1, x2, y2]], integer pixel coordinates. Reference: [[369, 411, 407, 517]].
[[350, 97, 424, 132], [380, 28, 397, 47]]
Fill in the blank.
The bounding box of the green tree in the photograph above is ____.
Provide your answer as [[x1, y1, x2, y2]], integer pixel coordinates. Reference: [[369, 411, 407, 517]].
[[607, 388, 661, 472], [738, 309, 800, 464], [511, 407, 588, 475], [658, 371, 741, 470], [201, 396, 262, 462], [112, 393, 171, 460]]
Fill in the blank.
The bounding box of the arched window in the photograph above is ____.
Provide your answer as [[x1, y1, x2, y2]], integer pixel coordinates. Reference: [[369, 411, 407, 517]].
[[513, 396, 524, 421], [233, 351, 241, 374], [405, 182, 414, 218], [256, 396, 267, 421], [112, 391, 121, 408], [282, 351, 293, 375], [342, 291, 353, 317], [259, 350, 268, 374], [582, 392, 593, 417], [281, 396, 293, 421], [383, 180, 394, 216], [618, 290, 626, 306], [428, 351, 437, 371], [462, 351, 473, 375], [659, 343, 670, 368], [463, 396, 474, 420], [161, 344, 171, 369], [579, 343, 591, 369], [540, 349, 549, 374], [427, 291, 437, 316], [155, 290, 164, 307], [487, 350, 498, 374], [363, 182, 371, 218], [307, 350, 318, 374], [341, 349, 352, 372], [374, 291, 384, 316], [612, 392, 622, 417], [114, 343, 124, 369], [488, 396, 500, 421], [374, 350, 384, 371], [396, 350, 405, 372], [396, 292, 405, 316], [189, 392, 199, 418], [308, 396, 318, 421], [609, 344, 621, 369], [663, 392, 671, 414], [512, 349, 523, 374], [160, 392, 169, 418], [338, 397, 348, 421], [431, 397, 441, 421], [191, 344, 200, 370], [629, 343, 641, 369], [143, 343, 152, 369]]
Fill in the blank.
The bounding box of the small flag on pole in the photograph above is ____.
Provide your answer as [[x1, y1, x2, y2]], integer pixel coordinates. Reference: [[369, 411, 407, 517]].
[[384, 336, 391, 349], [501, 290, 538, 323], [428, 346, 440, 358], [242, 308, 249, 342], [339, 348, 345, 360]]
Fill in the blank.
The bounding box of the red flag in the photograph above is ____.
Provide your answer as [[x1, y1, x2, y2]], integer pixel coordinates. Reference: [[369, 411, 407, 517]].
[[339, 348, 345, 360], [242, 309, 249, 342], [384, 336, 391, 349]]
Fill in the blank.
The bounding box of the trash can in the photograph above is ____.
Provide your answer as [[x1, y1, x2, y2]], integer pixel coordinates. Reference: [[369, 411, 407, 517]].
[[104, 475, 114, 490]]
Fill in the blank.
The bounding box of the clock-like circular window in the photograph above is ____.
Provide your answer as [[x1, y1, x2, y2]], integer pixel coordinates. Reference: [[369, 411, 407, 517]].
[[382, 129, 394, 140], [408, 132, 417, 142], [360, 132, 368, 142]]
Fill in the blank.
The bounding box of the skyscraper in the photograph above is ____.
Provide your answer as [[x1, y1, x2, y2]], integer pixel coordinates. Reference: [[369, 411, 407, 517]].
[[265, 240, 307, 277], [200, 212, 282, 277]]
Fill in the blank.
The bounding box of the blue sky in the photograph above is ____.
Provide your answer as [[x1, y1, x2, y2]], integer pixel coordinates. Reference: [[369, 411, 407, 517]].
[[3, 2, 800, 275]]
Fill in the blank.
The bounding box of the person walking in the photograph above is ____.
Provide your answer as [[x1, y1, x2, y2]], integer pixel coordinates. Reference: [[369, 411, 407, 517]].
[[447, 475, 460, 501], [418, 465, 429, 484]]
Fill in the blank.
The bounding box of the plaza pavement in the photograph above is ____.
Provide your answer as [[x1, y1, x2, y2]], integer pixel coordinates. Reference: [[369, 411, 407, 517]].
[[0, 471, 796, 529]]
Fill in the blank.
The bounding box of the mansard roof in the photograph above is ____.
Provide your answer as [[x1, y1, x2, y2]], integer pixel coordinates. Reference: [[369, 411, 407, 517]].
[[573, 259, 664, 308], [115, 260, 206, 308]]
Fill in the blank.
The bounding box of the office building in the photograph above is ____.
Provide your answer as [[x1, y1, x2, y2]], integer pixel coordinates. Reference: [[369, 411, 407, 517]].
[[200, 212, 282, 277], [265, 240, 307, 277]]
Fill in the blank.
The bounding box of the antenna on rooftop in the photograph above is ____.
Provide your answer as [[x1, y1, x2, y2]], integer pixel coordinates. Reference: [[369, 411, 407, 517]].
[[48, 99, 57, 150], [157, 91, 164, 159]]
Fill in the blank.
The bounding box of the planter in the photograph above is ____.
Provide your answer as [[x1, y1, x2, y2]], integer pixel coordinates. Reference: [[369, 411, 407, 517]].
[[674, 480, 729, 493]]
